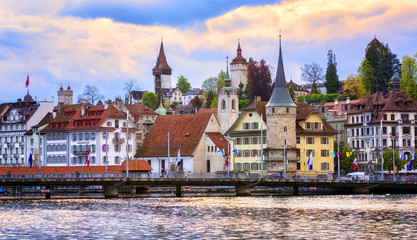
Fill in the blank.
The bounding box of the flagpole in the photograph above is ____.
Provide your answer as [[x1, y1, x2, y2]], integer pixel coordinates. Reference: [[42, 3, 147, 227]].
[[260, 114, 264, 178], [283, 136, 286, 178], [168, 132, 170, 178], [38, 128, 41, 177], [126, 110, 129, 179], [380, 118, 384, 180], [392, 138, 395, 180], [227, 135, 230, 178], [105, 129, 108, 178], [337, 132, 340, 180]]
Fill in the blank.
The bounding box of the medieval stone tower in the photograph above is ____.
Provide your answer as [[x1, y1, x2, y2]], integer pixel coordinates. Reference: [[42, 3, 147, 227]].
[[230, 39, 248, 90], [153, 39, 172, 96], [57, 85, 73, 110], [218, 61, 239, 135], [265, 36, 297, 173]]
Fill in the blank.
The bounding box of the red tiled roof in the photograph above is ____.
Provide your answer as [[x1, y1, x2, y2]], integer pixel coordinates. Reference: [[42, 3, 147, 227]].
[[198, 108, 217, 118], [206, 132, 229, 155], [135, 113, 213, 157], [120, 160, 153, 172], [126, 104, 157, 123], [41, 104, 81, 132]]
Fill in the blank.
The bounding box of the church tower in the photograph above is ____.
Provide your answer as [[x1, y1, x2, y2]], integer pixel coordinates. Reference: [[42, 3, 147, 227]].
[[230, 39, 248, 90], [57, 85, 73, 110], [218, 60, 239, 135], [265, 35, 297, 173], [153, 38, 172, 96]]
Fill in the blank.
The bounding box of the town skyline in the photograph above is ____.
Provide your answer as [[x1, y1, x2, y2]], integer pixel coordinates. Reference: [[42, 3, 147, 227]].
[[1, 0, 417, 103]]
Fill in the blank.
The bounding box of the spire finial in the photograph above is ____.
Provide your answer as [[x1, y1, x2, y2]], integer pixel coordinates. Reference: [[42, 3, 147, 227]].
[[161, 35, 163, 42]]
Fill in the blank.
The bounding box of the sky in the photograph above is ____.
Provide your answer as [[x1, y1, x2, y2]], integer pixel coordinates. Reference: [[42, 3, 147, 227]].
[[1, 0, 417, 104]]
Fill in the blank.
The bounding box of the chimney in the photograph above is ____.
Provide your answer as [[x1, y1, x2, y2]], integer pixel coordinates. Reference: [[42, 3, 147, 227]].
[[51, 96, 54, 104], [334, 98, 338, 105], [104, 101, 108, 110], [81, 106, 85, 116], [346, 97, 350, 104]]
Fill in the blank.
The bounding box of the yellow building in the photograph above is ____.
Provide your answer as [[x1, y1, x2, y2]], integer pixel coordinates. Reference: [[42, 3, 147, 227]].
[[295, 103, 337, 178], [225, 101, 267, 174]]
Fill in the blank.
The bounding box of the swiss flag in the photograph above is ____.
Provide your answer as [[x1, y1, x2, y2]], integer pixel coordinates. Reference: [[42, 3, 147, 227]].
[[352, 154, 358, 170], [25, 74, 29, 88]]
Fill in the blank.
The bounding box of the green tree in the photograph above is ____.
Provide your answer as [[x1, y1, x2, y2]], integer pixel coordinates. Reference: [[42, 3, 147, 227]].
[[176, 75, 192, 93], [201, 77, 218, 95], [376, 44, 401, 92], [343, 74, 366, 99], [311, 80, 319, 94], [359, 58, 376, 94], [191, 96, 204, 113], [400, 54, 417, 100], [324, 50, 340, 94], [375, 149, 407, 172], [304, 95, 311, 103], [217, 70, 226, 94], [210, 97, 218, 109], [333, 141, 355, 174], [297, 95, 305, 103], [288, 83, 295, 100], [206, 91, 215, 109], [238, 99, 250, 109], [142, 92, 158, 110]]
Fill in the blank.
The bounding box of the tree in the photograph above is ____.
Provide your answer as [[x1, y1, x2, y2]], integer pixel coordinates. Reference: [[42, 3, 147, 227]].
[[217, 70, 225, 94], [376, 44, 401, 92], [239, 99, 250, 109], [288, 83, 295, 100], [176, 75, 192, 93], [297, 95, 305, 103], [206, 91, 215, 109], [333, 141, 355, 174], [202, 77, 218, 95], [324, 50, 340, 94], [78, 85, 104, 105], [97, 100, 103, 105], [301, 62, 323, 83], [248, 59, 272, 101], [142, 92, 158, 110], [375, 149, 407, 172], [400, 54, 417, 100], [210, 97, 218, 109], [310, 80, 319, 95], [124, 79, 139, 104], [343, 74, 366, 99], [191, 96, 204, 113], [359, 59, 376, 94]]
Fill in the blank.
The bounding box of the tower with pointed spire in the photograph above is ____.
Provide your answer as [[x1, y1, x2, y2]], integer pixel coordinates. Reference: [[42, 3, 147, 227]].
[[230, 39, 248, 90], [153, 38, 172, 96], [218, 59, 239, 134], [265, 35, 297, 173]]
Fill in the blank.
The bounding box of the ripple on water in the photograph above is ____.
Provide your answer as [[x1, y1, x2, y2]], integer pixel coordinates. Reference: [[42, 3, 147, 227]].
[[1, 195, 417, 239]]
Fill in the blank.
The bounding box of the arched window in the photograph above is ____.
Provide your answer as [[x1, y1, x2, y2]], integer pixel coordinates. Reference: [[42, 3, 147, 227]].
[[207, 160, 211, 173], [232, 99, 236, 111], [221, 100, 226, 111]]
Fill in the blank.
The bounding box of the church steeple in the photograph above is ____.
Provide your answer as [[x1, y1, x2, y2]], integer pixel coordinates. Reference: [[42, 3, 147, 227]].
[[266, 34, 296, 107], [152, 38, 172, 74], [224, 57, 231, 90]]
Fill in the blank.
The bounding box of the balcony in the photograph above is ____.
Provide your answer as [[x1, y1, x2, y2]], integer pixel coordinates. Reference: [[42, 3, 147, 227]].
[[13, 154, 19, 158], [73, 150, 89, 155], [7, 143, 14, 148], [112, 138, 125, 144], [19, 142, 24, 146], [2, 154, 7, 159]]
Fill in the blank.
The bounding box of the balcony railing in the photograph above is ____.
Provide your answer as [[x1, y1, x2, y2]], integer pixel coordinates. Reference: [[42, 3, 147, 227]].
[[19, 142, 24, 146], [13, 154, 19, 158], [73, 150, 89, 155], [7, 143, 14, 148], [112, 138, 125, 144]]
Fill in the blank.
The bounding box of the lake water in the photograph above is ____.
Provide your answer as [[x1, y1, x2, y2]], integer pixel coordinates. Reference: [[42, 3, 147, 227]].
[[1, 195, 416, 239]]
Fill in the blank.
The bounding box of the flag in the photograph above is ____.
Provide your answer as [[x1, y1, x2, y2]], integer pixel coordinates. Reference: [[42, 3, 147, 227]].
[[226, 155, 230, 168], [332, 152, 336, 157], [307, 152, 313, 170], [232, 148, 238, 154], [346, 152, 350, 157], [337, 152, 340, 158], [350, 152, 353, 156], [102, 145, 107, 152], [400, 155, 403, 160], [86, 147, 91, 168], [352, 154, 358, 170], [408, 155, 415, 171], [217, 149, 224, 155], [25, 74, 29, 88], [176, 148, 181, 167], [404, 155, 408, 160], [28, 153, 33, 168]]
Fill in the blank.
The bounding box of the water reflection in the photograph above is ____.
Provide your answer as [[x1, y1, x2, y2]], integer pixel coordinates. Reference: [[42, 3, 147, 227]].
[[1, 195, 417, 239]]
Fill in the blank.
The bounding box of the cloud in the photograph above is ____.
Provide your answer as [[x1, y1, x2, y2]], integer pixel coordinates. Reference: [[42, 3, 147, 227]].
[[0, 0, 417, 103]]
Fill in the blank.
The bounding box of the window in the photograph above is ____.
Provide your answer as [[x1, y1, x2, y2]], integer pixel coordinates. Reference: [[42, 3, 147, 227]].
[[321, 150, 329, 157], [115, 156, 120, 164], [244, 163, 250, 171], [115, 145, 121, 152], [232, 99, 236, 111], [252, 137, 258, 145], [115, 120, 119, 128], [296, 137, 300, 144], [306, 149, 314, 157], [244, 150, 250, 157], [401, 114, 409, 121], [251, 122, 259, 129], [383, 114, 387, 120], [244, 138, 250, 145], [391, 114, 395, 120], [321, 162, 329, 170], [107, 121, 112, 127], [243, 123, 250, 130], [236, 163, 242, 171], [251, 163, 258, 170], [321, 137, 328, 144], [284, 126, 287, 132], [383, 127, 387, 134], [221, 100, 226, 110], [286, 108, 289, 113], [307, 137, 314, 144], [297, 162, 301, 170], [403, 127, 411, 134], [236, 138, 242, 145]]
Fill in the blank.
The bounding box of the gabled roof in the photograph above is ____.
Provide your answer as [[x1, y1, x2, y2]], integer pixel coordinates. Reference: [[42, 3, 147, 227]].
[[198, 108, 217, 118], [42, 104, 81, 132], [135, 113, 213, 157], [126, 104, 157, 122], [225, 101, 266, 135], [206, 132, 229, 155]]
